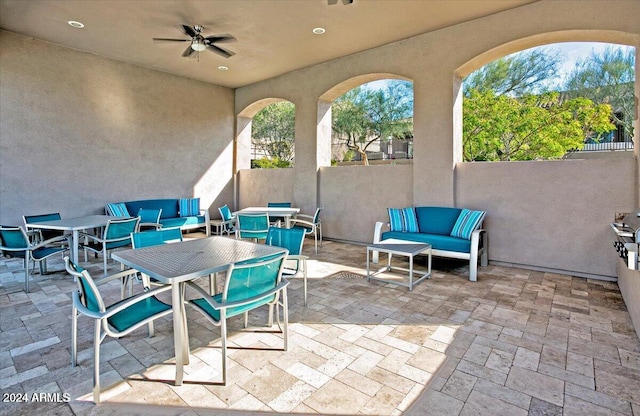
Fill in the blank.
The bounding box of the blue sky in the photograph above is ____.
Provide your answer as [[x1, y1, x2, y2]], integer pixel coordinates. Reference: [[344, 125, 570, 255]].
[[365, 42, 635, 91]]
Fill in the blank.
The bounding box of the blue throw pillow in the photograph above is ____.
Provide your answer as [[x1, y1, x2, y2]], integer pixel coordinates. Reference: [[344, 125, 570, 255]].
[[402, 207, 419, 233], [450, 209, 485, 240], [105, 202, 129, 217], [388, 208, 404, 232], [179, 198, 200, 217]]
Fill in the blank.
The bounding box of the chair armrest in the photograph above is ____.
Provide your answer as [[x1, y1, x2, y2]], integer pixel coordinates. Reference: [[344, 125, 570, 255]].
[[289, 219, 314, 228], [93, 268, 140, 286], [294, 214, 314, 221], [103, 285, 172, 317], [186, 279, 290, 310], [31, 235, 69, 249]]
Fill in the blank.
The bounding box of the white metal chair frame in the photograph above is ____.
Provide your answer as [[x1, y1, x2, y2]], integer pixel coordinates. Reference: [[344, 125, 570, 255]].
[[81, 216, 140, 275], [185, 253, 289, 385], [64, 257, 172, 403], [289, 207, 323, 254]]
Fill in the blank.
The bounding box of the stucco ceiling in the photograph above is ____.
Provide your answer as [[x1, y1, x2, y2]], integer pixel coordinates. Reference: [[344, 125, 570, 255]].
[[0, 0, 536, 88]]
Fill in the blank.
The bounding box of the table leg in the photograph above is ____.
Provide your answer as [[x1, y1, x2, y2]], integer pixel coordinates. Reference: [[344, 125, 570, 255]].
[[72, 230, 80, 265], [172, 282, 184, 385], [409, 254, 414, 291]]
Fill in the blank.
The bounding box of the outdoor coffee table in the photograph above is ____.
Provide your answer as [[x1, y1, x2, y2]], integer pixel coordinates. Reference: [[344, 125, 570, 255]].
[[366, 242, 432, 291]]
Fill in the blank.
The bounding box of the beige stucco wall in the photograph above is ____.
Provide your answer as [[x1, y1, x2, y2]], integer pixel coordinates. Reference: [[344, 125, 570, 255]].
[[0, 30, 235, 225], [235, 0, 640, 279]]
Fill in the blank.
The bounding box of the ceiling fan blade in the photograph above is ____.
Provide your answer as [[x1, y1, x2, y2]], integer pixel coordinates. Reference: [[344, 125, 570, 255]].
[[153, 37, 190, 42], [182, 45, 197, 58], [181, 24, 197, 38], [204, 34, 237, 44], [206, 44, 235, 58]]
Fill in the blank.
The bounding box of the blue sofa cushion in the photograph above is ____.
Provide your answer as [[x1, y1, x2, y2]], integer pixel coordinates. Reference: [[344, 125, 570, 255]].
[[179, 198, 200, 217], [106, 202, 129, 217], [415, 207, 461, 235], [160, 216, 206, 229], [388, 208, 404, 232], [124, 199, 179, 219], [451, 209, 486, 240], [382, 231, 471, 254], [402, 207, 419, 233]]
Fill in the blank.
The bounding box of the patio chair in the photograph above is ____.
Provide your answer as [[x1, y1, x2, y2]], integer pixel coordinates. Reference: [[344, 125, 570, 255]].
[[64, 256, 172, 404], [235, 213, 270, 242], [137, 208, 162, 231], [81, 216, 140, 275], [128, 228, 183, 291], [217, 204, 235, 235], [0, 226, 67, 292], [23, 212, 69, 247], [266, 226, 309, 306], [290, 206, 323, 254], [267, 201, 291, 227], [185, 251, 289, 385]]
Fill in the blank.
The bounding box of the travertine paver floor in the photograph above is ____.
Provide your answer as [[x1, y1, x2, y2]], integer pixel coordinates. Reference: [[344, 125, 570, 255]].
[[1, 235, 639, 415]]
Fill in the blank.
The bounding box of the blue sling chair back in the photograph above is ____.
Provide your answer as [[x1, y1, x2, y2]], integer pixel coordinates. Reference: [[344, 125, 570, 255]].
[[265, 226, 309, 306], [185, 251, 289, 385]]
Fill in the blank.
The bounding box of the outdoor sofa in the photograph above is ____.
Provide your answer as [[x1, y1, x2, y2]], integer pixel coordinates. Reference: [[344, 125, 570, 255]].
[[373, 206, 488, 281], [106, 198, 210, 236]]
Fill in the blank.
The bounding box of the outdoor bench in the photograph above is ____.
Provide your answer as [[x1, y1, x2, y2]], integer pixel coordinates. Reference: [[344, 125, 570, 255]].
[[106, 198, 210, 236], [373, 206, 488, 281]]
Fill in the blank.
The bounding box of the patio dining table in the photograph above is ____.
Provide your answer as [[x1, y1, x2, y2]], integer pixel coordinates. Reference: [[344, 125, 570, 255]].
[[25, 214, 118, 265], [234, 206, 300, 228], [111, 236, 286, 386]]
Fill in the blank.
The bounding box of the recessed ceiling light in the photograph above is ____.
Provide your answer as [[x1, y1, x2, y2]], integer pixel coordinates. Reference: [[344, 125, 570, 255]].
[[312, 27, 326, 35], [218, 66, 229, 71], [67, 20, 84, 28]]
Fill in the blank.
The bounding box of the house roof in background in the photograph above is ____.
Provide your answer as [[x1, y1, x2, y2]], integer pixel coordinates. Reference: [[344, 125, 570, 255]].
[[0, 0, 535, 88]]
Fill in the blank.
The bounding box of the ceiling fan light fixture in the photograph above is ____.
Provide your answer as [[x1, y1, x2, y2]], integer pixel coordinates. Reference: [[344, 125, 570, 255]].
[[218, 66, 229, 71], [312, 27, 326, 35], [67, 20, 84, 29], [191, 39, 206, 52]]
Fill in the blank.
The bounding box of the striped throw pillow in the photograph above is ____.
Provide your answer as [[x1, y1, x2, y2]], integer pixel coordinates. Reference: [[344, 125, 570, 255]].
[[388, 208, 404, 232], [179, 198, 200, 217], [402, 207, 419, 233], [105, 202, 129, 217], [450, 209, 485, 240]]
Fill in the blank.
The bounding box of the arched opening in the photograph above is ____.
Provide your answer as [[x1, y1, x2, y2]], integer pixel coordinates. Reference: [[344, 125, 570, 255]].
[[236, 98, 296, 170], [319, 73, 414, 166], [454, 32, 637, 163]]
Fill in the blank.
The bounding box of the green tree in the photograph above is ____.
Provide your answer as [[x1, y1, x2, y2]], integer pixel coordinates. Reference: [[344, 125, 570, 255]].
[[563, 47, 635, 140], [332, 80, 413, 165], [251, 101, 295, 166], [464, 48, 563, 97], [463, 90, 615, 161]]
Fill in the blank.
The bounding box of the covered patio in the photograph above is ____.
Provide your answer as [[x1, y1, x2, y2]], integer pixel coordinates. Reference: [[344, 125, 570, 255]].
[[1, 236, 639, 415], [1, 0, 640, 414]]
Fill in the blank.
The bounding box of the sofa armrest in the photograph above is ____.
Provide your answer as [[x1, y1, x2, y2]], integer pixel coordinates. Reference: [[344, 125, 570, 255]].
[[469, 228, 488, 282], [372, 222, 390, 263], [200, 208, 211, 236]]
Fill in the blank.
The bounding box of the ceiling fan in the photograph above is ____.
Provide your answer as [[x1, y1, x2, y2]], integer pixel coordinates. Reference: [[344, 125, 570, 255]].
[[153, 24, 236, 59], [328, 0, 354, 4]]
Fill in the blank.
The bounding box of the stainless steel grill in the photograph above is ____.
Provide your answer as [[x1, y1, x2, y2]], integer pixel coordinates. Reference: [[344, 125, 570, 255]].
[[611, 210, 640, 271]]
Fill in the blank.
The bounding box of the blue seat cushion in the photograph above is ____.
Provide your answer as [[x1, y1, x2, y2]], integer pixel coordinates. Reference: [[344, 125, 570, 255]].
[[124, 199, 179, 219], [381, 231, 471, 254], [107, 296, 171, 332], [415, 207, 462, 235], [160, 216, 205, 228]]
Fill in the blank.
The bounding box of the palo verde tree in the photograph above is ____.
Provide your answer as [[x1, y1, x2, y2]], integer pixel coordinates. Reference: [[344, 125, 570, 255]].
[[332, 80, 413, 165], [251, 101, 295, 168], [463, 90, 614, 161], [564, 46, 635, 141], [463, 45, 621, 161]]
